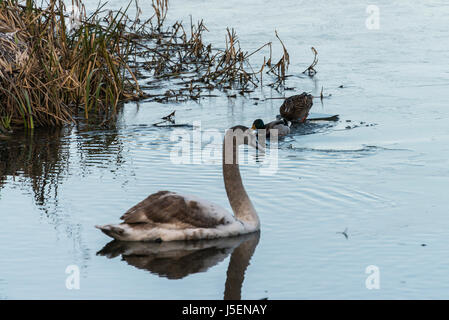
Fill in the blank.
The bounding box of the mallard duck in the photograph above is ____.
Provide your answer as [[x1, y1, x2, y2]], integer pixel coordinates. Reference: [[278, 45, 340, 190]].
[[251, 118, 291, 137], [96, 126, 262, 242], [279, 92, 313, 122]]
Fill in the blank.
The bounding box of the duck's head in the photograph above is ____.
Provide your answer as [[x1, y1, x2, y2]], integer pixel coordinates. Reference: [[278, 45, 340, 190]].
[[251, 119, 265, 130], [225, 125, 263, 152]]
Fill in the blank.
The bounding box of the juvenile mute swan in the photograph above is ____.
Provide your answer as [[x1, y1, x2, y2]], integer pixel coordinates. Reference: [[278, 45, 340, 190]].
[[96, 125, 262, 242]]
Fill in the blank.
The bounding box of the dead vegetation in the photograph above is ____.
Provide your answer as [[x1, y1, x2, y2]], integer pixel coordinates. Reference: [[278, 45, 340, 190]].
[[0, 0, 145, 130], [0, 0, 319, 130]]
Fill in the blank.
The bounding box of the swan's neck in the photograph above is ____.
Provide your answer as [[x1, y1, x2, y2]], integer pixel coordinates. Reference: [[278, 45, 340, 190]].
[[222, 138, 260, 229]]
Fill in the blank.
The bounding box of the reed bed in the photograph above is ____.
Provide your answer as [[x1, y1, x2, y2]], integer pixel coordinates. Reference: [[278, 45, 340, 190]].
[[0, 0, 318, 130], [0, 0, 143, 130], [136, 23, 298, 102]]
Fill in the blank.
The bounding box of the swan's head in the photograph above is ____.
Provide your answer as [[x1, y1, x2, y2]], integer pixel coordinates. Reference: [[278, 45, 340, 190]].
[[225, 125, 263, 151]]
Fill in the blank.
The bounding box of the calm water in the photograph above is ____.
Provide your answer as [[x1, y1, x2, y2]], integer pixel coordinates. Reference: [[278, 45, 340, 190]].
[[1, 0, 449, 299]]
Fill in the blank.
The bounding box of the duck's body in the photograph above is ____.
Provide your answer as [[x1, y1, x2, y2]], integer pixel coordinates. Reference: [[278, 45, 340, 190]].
[[96, 126, 260, 242], [251, 119, 291, 137], [279, 92, 313, 122]]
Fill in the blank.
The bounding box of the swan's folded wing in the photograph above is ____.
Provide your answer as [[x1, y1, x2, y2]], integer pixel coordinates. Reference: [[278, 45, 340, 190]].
[[120, 191, 235, 229]]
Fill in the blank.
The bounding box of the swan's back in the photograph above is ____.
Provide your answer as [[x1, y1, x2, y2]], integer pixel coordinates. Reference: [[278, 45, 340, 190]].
[[121, 191, 235, 228], [96, 191, 256, 241]]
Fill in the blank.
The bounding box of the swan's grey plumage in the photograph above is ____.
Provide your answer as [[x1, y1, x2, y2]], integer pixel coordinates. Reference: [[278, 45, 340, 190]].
[[96, 125, 261, 242]]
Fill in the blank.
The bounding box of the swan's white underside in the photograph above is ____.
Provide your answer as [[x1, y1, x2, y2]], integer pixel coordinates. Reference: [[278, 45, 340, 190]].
[[97, 220, 257, 242]]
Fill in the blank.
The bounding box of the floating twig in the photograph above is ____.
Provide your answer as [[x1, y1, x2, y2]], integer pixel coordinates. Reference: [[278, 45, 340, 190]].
[[336, 228, 349, 239], [161, 110, 175, 122]]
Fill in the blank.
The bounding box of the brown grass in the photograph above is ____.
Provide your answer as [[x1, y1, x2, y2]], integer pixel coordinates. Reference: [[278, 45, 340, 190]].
[[0, 0, 319, 130], [0, 0, 143, 129]]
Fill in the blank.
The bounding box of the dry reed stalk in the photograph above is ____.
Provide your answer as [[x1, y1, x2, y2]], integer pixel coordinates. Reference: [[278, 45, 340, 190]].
[[0, 0, 142, 129], [303, 46, 318, 76]]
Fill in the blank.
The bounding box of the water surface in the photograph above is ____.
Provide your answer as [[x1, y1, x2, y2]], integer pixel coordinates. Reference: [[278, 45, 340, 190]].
[[1, 0, 449, 299]]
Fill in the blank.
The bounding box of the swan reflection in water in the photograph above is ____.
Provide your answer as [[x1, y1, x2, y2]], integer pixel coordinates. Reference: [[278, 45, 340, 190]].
[[97, 232, 260, 299]]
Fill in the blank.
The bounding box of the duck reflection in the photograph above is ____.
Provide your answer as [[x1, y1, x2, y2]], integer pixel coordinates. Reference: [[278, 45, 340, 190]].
[[97, 232, 260, 299]]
